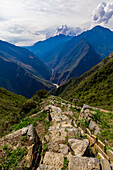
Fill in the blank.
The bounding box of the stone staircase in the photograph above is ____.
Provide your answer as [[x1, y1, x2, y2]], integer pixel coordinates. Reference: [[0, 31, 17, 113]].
[[0, 97, 113, 169], [37, 103, 112, 170]]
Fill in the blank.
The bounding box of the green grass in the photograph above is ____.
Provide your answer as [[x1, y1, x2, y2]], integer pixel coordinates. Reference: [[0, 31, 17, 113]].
[[9, 110, 51, 132], [62, 156, 69, 170], [0, 88, 48, 137], [0, 87, 27, 137], [50, 54, 113, 111], [0, 145, 28, 169], [89, 108, 113, 147]]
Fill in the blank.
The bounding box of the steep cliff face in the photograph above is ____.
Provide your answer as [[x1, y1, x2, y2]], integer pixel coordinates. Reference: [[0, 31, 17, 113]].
[[50, 40, 101, 84]]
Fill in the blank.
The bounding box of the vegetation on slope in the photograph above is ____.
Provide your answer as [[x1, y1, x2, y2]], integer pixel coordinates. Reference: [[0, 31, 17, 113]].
[[0, 87, 48, 137], [0, 87, 27, 136], [50, 53, 113, 110]]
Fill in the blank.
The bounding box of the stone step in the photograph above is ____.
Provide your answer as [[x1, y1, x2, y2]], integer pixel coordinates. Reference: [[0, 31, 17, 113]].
[[41, 152, 64, 169], [68, 156, 100, 170]]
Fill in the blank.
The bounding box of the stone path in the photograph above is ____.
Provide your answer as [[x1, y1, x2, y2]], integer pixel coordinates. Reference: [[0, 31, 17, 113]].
[[37, 104, 101, 170]]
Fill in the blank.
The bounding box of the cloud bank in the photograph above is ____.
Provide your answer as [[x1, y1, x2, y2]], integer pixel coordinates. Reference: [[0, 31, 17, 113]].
[[92, 2, 113, 24], [46, 25, 82, 39]]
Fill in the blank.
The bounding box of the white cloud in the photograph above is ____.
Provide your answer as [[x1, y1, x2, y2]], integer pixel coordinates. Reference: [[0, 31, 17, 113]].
[[46, 25, 82, 39], [56, 25, 82, 36], [92, 2, 113, 24], [0, 0, 110, 45]]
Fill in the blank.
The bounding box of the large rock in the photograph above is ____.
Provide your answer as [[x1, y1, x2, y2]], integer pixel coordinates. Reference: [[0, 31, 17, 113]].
[[43, 152, 64, 169], [68, 138, 89, 156], [68, 156, 100, 170]]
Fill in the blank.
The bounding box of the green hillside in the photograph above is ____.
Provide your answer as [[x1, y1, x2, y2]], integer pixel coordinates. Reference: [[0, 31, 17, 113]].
[[50, 53, 113, 110], [0, 87, 27, 136]]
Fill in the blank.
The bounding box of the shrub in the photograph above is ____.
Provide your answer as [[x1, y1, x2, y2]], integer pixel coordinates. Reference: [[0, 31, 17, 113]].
[[20, 100, 37, 113], [32, 89, 47, 101]]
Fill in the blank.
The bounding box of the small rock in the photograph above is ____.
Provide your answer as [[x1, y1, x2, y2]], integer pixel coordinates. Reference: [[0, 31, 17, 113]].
[[73, 121, 77, 128], [22, 127, 28, 136], [44, 135, 50, 142], [51, 136, 66, 144], [48, 143, 59, 152], [80, 129, 85, 137], [61, 123, 73, 128], [83, 104, 90, 110], [87, 116, 91, 122], [27, 124, 35, 141], [59, 144, 68, 155], [94, 126, 100, 135], [67, 128, 79, 137], [89, 120, 97, 131]]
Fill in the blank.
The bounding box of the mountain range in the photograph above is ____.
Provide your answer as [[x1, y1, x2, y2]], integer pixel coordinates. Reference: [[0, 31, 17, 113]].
[[0, 40, 55, 98], [26, 34, 73, 63], [1, 25, 113, 98], [26, 25, 113, 85]]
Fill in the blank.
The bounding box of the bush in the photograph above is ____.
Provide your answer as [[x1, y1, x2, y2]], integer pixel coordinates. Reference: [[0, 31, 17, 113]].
[[20, 100, 37, 113], [32, 89, 47, 101]]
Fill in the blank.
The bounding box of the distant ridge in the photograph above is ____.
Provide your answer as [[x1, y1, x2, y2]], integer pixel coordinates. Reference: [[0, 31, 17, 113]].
[[0, 40, 55, 98], [25, 34, 73, 63]]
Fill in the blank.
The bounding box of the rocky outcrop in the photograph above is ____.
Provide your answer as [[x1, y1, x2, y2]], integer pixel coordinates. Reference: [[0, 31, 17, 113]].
[[79, 105, 100, 135], [0, 124, 42, 169]]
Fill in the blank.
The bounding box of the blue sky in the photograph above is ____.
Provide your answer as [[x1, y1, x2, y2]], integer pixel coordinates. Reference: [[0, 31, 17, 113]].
[[0, 0, 113, 46]]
